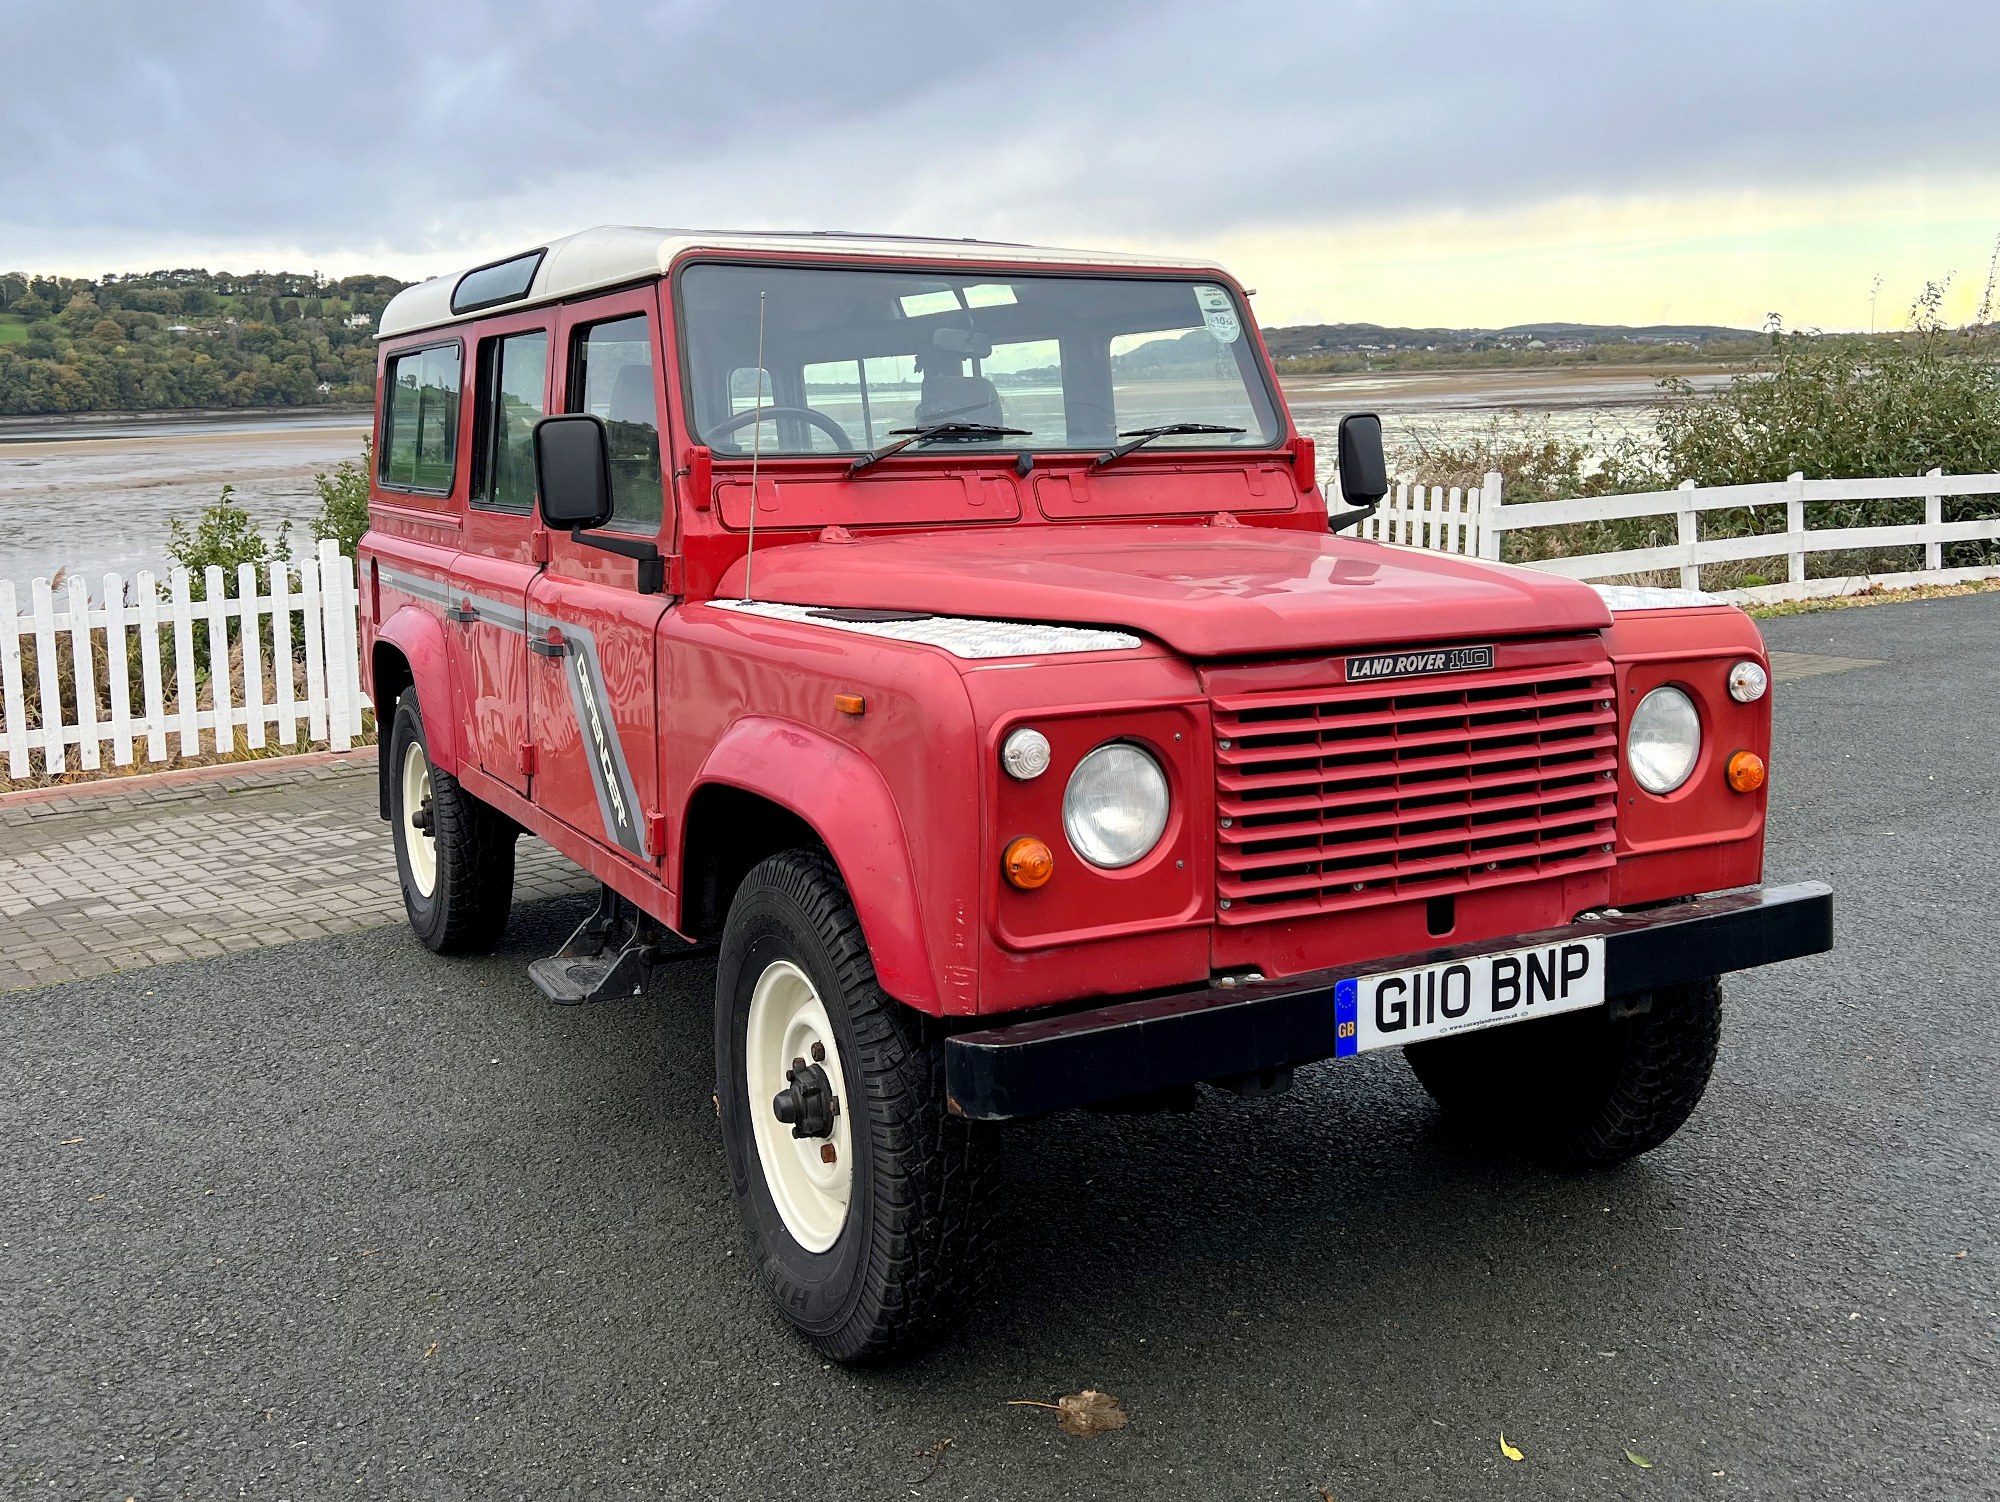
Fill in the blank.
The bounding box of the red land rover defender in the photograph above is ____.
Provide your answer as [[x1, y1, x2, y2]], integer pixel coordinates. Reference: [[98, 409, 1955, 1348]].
[[359, 228, 1832, 1360]]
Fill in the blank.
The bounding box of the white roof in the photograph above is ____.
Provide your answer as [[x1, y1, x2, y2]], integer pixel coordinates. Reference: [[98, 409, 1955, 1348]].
[[376, 226, 1230, 339]]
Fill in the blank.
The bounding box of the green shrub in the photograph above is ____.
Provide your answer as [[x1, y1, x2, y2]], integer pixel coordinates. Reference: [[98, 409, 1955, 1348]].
[[165, 484, 293, 598], [310, 441, 371, 558]]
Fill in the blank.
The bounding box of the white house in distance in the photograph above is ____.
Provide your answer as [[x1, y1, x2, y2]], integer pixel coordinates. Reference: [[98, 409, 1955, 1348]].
[[343, 312, 372, 329]]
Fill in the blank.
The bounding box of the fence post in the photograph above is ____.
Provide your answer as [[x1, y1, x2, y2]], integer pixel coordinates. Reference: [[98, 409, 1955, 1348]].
[[203, 565, 232, 756], [65, 575, 101, 772], [1787, 472, 1806, 587], [0, 580, 28, 779], [103, 573, 134, 767], [170, 567, 199, 757], [1677, 479, 1700, 592], [1478, 471, 1503, 560], [237, 561, 266, 751], [300, 551, 328, 745], [1925, 467, 1943, 573], [136, 571, 167, 763], [271, 559, 297, 750], [30, 577, 64, 776], [318, 539, 354, 751]]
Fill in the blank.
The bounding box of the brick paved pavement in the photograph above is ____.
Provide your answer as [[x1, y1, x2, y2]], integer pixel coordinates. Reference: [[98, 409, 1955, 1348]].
[[0, 751, 594, 993]]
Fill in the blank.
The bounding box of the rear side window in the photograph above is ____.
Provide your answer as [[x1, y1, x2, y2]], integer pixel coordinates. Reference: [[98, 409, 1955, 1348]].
[[379, 344, 463, 493], [570, 315, 662, 533], [473, 331, 548, 511]]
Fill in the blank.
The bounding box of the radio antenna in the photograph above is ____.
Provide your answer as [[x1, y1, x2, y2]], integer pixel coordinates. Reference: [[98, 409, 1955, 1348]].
[[742, 290, 767, 603]]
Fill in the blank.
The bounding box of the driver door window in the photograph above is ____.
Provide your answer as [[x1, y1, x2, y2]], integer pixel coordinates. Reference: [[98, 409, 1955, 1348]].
[[571, 315, 662, 532]]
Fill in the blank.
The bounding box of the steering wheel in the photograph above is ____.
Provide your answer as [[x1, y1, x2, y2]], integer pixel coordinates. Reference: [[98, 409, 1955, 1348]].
[[706, 405, 854, 453]]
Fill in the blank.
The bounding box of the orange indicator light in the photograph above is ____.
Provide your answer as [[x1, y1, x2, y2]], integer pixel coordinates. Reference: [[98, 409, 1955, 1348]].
[[1726, 750, 1766, 793], [1002, 836, 1055, 890], [834, 693, 866, 716]]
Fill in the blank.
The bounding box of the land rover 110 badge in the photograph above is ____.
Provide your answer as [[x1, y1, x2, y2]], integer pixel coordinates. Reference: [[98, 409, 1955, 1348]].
[[1344, 644, 1495, 682]]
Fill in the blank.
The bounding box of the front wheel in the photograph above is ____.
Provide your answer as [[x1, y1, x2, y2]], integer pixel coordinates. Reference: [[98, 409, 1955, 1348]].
[[387, 688, 517, 955], [1405, 977, 1724, 1168], [715, 849, 996, 1362]]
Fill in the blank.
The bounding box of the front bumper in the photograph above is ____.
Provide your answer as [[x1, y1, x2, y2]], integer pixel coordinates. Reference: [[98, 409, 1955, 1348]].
[[945, 881, 1833, 1122]]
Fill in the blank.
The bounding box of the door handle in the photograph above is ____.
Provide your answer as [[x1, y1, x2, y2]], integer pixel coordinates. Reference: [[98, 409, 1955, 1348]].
[[445, 602, 478, 625], [529, 633, 570, 659]]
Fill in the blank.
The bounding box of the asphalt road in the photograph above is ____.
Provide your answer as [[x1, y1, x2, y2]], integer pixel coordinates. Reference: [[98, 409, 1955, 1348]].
[[4, 594, 1997, 1501]]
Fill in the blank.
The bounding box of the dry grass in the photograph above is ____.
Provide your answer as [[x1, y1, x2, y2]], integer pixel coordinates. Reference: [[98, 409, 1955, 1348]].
[[1741, 576, 2000, 619]]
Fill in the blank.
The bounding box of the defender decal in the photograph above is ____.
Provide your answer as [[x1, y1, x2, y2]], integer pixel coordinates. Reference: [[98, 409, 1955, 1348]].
[[378, 565, 648, 860], [1344, 644, 1494, 683], [532, 616, 649, 861]]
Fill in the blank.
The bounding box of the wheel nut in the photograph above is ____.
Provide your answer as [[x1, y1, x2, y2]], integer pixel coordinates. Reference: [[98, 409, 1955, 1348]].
[[820, 1143, 837, 1165], [810, 1041, 825, 1062]]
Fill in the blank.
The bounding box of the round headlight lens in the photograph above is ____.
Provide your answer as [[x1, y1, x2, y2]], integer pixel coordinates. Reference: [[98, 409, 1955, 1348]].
[[1728, 660, 1769, 702], [1001, 727, 1052, 780], [1627, 686, 1701, 794], [1062, 743, 1170, 868]]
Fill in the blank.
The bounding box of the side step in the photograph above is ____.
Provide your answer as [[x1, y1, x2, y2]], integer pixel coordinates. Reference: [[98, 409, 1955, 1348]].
[[528, 885, 705, 1005]]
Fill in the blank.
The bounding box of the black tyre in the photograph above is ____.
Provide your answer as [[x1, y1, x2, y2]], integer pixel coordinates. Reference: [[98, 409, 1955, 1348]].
[[1405, 977, 1723, 1168], [715, 848, 997, 1362], [387, 688, 516, 955]]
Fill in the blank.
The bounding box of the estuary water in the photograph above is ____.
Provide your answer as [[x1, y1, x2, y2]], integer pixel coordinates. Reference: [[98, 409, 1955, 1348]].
[[0, 369, 1733, 595]]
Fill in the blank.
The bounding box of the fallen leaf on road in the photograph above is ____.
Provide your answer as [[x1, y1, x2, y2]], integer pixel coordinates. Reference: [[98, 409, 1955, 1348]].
[[1625, 1450, 1653, 1469], [910, 1436, 953, 1483], [1955, 1250, 1969, 1259], [1006, 1390, 1129, 1438], [423, 1342, 439, 1360], [1500, 1434, 1525, 1462]]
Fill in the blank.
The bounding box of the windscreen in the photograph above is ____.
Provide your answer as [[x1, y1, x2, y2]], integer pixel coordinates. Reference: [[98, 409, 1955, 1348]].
[[677, 262, 1283, 457]]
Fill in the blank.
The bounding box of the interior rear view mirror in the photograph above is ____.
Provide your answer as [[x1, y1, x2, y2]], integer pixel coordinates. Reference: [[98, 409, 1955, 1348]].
[[533, 413, 615, 532]]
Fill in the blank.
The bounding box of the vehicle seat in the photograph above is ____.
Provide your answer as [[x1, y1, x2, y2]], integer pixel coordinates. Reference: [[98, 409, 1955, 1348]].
[[603, 363, 662, 523], [914, 372, 1004, 428]]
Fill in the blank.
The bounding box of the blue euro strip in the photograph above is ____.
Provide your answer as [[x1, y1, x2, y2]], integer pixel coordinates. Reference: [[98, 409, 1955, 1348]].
[[1334, 977, 1359, 1058]]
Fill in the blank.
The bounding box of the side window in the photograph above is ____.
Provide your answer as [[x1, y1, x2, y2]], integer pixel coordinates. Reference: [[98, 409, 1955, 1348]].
[[379, 343, 463, 493], [473, 330, 548, 511], [571, 315, 662, 532]]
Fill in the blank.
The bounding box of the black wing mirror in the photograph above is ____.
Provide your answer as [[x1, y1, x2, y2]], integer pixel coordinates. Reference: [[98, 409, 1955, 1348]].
[[533, 413, 614, 531], [1329, 411, 1388, 534]]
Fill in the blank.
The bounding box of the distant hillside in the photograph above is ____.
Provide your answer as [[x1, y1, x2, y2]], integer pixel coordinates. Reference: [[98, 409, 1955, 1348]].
[[1261, 320, 1762, 360], [0, 268, 408, 416]]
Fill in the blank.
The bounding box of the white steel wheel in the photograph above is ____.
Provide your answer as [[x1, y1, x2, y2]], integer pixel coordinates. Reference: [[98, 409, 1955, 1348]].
[[745, 958, 853, 1254], [400, 740, 438, 899]]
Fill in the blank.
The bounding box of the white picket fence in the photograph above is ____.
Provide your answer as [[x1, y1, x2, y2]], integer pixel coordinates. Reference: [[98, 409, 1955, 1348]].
[[1361, 467, 2000, 603], [0, 538, 367, 779]]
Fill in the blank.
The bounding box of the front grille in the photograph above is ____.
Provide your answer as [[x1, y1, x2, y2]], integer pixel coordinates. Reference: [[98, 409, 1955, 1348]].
[[1212, 659, 1618, 923]]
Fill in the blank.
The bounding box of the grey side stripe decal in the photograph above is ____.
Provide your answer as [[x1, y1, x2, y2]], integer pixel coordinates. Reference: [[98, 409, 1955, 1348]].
[[532, 614, 649, 861], [377, 563, 649, 860]]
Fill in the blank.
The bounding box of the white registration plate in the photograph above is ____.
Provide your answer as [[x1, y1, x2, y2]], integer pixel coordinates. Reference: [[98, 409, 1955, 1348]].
[[1333, 936, 1605, 1057]]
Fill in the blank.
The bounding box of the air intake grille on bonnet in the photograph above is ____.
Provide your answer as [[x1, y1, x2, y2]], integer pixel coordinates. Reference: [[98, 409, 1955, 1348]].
[[1212, 660, 1619, 923]]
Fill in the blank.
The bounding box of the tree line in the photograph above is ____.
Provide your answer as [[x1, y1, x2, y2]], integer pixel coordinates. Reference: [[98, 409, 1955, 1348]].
[[0, 268, 408, 416]]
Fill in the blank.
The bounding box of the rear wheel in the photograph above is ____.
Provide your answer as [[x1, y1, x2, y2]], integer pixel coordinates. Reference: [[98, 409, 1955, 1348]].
[[715, 849, 997, 1362], [1405, 977, 1723, 1168], [388, 688, 516, 955]]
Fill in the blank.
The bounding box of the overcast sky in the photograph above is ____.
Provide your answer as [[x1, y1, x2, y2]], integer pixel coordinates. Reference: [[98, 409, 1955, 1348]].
[[4, 0, 1996, 330]]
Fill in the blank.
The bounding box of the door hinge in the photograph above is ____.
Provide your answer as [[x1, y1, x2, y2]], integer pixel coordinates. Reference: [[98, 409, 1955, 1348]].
[[517, 742, 538, 777]]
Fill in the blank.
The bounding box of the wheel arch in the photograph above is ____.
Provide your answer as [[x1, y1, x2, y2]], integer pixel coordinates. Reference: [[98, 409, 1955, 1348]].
[[371, 604, 458, 820], [682, 717, 939, 1013]]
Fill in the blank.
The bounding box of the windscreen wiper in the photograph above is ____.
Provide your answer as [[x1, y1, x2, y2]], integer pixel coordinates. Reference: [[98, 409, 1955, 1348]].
[[1092, 422, 1246, 470], [848, 422, 1032, 476]]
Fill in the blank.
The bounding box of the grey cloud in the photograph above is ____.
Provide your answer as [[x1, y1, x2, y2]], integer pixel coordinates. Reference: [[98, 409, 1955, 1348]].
[[2, 0, 1994, 270]]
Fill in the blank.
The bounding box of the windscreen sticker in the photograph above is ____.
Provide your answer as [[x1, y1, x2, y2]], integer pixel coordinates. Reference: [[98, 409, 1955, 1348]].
[[1195, 285, 1242, 344]]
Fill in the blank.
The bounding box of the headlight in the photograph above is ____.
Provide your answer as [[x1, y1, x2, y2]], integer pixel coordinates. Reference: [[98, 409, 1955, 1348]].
[[1627, 686, 1701, 794], [1062, 743, 1169, 868]]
